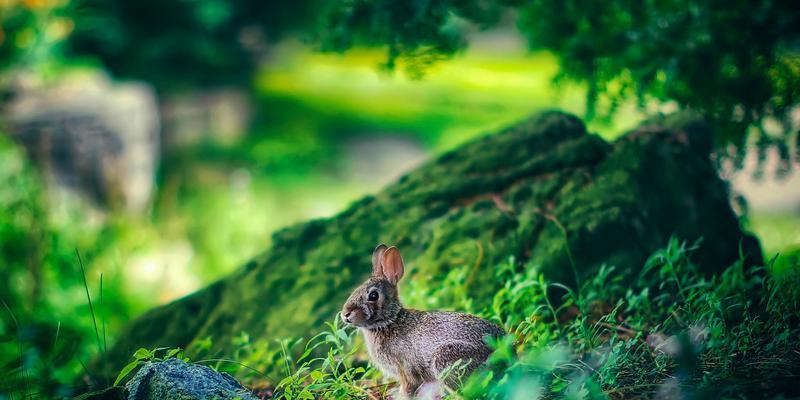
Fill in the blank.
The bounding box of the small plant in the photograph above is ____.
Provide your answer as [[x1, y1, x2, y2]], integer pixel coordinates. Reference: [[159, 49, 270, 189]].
[[271, 315, 383, 399], [114, 347, 189, 386]]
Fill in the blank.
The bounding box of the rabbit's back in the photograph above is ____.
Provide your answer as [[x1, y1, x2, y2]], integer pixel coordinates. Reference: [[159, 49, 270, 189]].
[[412, 310, 503, 349], [365, 309, 503, 381]]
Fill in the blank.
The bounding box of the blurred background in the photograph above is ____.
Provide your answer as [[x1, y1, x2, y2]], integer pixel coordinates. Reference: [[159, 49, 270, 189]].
[[0, 0, 798, 397]]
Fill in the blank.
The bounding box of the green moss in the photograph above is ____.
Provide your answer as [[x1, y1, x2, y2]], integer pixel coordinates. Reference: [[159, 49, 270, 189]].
[[100, 111, 760, 377]]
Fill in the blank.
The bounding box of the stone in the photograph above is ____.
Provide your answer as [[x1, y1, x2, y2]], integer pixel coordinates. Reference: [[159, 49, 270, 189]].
[[2, 72, 159, 213], [125, 358, 257, 400]]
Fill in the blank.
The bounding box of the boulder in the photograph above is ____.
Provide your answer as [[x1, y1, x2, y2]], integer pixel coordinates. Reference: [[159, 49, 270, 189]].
[[101, 111, 761, 375], [125, 358, 257, 400], [2, 73, 159, 213]]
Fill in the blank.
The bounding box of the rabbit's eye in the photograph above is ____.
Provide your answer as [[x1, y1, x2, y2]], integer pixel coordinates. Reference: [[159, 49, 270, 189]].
[[367, 290, 379, 301]]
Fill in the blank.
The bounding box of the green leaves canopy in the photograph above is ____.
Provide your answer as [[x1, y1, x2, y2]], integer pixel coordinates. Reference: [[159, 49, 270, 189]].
[[320, 0, 800, 151], [68, 0, 323, 91]]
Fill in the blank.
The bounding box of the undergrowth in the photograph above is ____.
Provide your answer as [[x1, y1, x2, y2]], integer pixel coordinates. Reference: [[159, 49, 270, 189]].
[[108, 237, 800, 399]]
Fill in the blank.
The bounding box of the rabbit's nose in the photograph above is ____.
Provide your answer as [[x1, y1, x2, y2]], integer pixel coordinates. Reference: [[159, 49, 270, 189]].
[[343, 311, 352, 323]]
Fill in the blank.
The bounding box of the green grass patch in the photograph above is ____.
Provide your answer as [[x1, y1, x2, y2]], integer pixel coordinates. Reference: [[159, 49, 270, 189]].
[[107, 238, 799, 399]]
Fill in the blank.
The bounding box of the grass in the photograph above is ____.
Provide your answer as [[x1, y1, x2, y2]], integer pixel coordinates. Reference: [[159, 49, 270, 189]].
[[106, 237, 799, 399]]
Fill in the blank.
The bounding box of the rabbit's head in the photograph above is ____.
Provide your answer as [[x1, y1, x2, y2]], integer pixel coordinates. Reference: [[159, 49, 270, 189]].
[[341, 244, 405, 329]]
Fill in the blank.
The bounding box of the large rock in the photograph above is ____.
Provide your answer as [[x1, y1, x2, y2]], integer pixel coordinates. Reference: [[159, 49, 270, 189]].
[[2, 73, 159, 213], [125, 358, 258, 400], [101, 111, 761, 375]]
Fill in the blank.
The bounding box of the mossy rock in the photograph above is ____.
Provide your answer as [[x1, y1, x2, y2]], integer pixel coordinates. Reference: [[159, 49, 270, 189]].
[[101, 111, 761, 376]]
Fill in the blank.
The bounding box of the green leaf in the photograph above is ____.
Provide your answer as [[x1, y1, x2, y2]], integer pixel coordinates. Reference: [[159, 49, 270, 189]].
[[166, 348, 182, 359], [277, 376, 294, 388], [114, 361, 140, 386], [299, 347, 313, 361], [310, 370, 324, 380], [133, 348, 152, 360]]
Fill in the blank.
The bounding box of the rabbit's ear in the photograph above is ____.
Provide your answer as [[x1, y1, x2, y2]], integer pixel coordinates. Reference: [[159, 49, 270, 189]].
[[381, 246, 405, 285], [372, 244, 388, 277]]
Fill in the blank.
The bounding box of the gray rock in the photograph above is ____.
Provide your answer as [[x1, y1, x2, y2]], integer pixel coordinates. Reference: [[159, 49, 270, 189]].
[[125, 358, 257, 400], [2, 73, 159, 214]]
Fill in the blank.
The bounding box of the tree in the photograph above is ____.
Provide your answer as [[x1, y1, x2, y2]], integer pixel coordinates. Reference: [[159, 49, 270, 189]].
[[320, 0, 800, 166], [0, 0, 73, 81], [67, 0, 323, 92]]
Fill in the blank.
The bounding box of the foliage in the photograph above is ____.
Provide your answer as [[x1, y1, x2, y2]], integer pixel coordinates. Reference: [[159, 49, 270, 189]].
[[321, 0, 800, 158], [446, 238, 798, 398], [5, 0, 799, 164], [319, 0, 502, 74], [433, 239, 788, 398], [103, 238, 800, 399], [0, 134, 83, 398], [66, 0, 324, 91], [319, 0, 496, 77], [0, 0, 75, 84], [0, 134, 149, 398], [268, 318, 383, 399], [0, 0, 74, 80]]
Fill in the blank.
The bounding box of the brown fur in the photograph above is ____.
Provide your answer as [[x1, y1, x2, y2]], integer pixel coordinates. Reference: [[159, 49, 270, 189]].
[[341, 245, 504, 398]]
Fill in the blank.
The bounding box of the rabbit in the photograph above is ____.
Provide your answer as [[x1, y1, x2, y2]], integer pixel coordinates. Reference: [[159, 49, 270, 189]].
[[341, 244, 504, 398]]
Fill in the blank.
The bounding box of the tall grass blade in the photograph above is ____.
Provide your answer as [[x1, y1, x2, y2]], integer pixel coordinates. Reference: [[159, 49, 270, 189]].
[[76, 249, 106, 384], [100, 273, 107, 354], [76, 249, 102, 355], [1, 298, 28, 400]]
